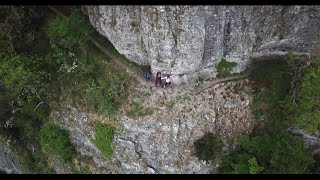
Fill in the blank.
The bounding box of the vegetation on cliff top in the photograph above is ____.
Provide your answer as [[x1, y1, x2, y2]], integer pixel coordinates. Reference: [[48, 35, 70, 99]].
[[0, 6, 130, 172]]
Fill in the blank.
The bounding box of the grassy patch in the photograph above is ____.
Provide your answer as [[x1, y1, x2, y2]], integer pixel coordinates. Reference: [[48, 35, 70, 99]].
[[216, 58, 237, 78], [172, 27, 183, 40], [130, 21, 139, 28], [127, 103, 154, 118], [183, 96, 192, 101], [93, 123, 115, 158], [17, 145, 54, 173], [111, 18, 117, 28]]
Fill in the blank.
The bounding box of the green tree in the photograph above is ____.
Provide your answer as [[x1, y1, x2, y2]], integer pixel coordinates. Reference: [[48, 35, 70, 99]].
[[221, 152, 253, 174], [0, 52, 55, 110], [221, 132, 314, 174], [248, 157, 264, 174], [268, 132, 315, 173], [0, 6, 45, 52]]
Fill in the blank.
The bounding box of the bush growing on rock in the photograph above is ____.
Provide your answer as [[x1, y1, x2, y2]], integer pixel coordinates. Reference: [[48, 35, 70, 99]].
[[216, 58, 237, 78], [94, 123, 115, 158], [40, 123, 76, 164]]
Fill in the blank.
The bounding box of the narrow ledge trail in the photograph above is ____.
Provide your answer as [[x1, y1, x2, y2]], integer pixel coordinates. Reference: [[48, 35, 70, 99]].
[[48, 6, 251, 96]]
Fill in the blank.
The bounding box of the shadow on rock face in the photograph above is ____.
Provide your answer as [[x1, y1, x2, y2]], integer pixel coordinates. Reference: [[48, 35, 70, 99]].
[[0, 170, 7, 174]]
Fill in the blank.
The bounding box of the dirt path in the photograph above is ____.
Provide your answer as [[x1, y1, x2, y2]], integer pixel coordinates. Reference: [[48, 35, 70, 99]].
[[193, 74, 249, 95], [89, 37, 148, 84]]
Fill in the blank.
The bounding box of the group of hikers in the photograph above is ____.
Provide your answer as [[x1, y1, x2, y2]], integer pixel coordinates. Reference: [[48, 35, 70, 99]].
[[143, 65, 171, 88]]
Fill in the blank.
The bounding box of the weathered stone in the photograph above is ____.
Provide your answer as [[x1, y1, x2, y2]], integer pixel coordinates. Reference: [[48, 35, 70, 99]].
[[86, 6, 320, 85], [50, 79, 254, 174], [0, 141, 21, 174]]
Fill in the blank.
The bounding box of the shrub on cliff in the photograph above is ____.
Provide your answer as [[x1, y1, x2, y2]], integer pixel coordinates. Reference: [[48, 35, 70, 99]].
[[40, 123, 76, 164], [94, 123, 115, 158], [216, 58, 237, 78]]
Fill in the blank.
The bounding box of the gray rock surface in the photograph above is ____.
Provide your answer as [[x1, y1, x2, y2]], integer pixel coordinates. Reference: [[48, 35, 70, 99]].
[[86, 6, 320, 84], [52, 79, 255, 174], [0, 141, 21, 174]]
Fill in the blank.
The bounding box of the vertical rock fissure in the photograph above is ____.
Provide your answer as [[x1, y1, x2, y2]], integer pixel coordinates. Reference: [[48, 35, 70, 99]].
[[163, 6, 178, 71], [117, 137, 160, 174]]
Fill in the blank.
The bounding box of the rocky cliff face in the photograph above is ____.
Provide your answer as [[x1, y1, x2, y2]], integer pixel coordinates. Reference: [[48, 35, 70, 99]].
[[86, 6, 320, 84], [0, 140, 22, 174], [52, 79, 254, 174]]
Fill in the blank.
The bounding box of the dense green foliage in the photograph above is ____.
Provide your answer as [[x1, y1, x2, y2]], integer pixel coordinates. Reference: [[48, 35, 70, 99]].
[[94, 123, 115, 158], [221, 58, 319, 174], [216, 58, 237, 78], [0, 91, 53, 173], [0, 6, 130, 173], [284, 67, 320, 134], [0, 6, 47, 53], [46, 7, 130, 117], [0, 52, 53, 107], [221, 133, 314, 174], [0, 7, 58, 173], [46, 7, 94, 50], [127, 103, 154, 118], [193, 133, 223, 163], [222, 153, 264, 174], [40, 123, 76, 163]]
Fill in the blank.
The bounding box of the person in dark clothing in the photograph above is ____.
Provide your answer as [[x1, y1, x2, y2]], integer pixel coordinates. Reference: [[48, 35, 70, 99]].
[[155, 71, 162, 87], [144, 65, 151, 81]]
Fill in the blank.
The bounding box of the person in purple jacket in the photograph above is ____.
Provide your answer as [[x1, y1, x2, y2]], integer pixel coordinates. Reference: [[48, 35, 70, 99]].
[[155, 71, 162, 87]]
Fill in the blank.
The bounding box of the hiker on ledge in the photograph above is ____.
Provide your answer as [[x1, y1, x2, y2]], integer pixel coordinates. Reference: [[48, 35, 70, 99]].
[[155, 71, 162, 87], [144, 65, 151, 81], [162, 75, 171, 88]]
